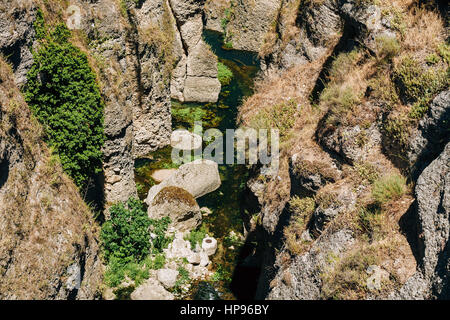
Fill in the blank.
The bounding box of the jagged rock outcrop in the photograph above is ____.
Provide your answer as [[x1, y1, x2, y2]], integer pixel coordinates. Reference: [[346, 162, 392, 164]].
[[0, 0, 178, 205], [261, 0, 395, 71], [290, 152, 340, 194], [395, 143, 450, 299], [265, 229, 355, 299], [77, 0, 176, 202], [408, 90, 450, 178], [130, 278, 175, 300], [0, 0, 36, 85], [262, 0, 343, 70], [0, 59, 101, 299], [169, 0, 221, 103], [221, 0, 282, 53]]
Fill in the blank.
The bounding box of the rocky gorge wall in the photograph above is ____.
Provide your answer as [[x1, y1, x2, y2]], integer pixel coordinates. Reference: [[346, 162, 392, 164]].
[[0, 0, 448, 300], [221, 0, 449, 300], [0, 57, 102, 299]]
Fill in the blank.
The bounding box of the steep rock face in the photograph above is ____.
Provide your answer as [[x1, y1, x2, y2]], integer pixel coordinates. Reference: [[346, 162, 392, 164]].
[[395, 143, 450, 299], [0, 60, 102, 299], [0, 0, 36, 85], [262, 0, 343, 70], [242, 0, 435, 300], [74, 0, 138, 205], [266, 229, 355, 299], [76, 0, 177, 203], [260, 0, 395, 71], [0, 0, 178, 205], [408, 91, 450, 179], [169, 0, 221, 103]]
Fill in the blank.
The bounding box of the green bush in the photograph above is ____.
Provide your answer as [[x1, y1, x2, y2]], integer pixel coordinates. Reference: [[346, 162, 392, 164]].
[[101, 198, 171, 287], [25, 15, 105, 189], [372, 174, 407, 205], [149, 216, 172, 254], [217, 62, 233, 86], [101, 198, 152, 263]]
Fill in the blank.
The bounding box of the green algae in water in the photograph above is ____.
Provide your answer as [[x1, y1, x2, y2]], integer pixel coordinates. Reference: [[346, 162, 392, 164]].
[[135, 146, 179, 200], [134, 30, 260, 300]]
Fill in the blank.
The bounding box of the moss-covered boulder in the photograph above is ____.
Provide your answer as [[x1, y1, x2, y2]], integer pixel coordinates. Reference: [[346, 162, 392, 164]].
[[148, 186, 202, 232]]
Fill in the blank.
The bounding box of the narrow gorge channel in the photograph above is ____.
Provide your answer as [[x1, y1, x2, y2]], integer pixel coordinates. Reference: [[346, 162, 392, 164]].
[[134, 30, 260, 299]]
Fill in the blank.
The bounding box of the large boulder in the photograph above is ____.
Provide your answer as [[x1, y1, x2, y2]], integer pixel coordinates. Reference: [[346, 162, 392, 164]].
[[408, 90, 450, 178], [148, 186, 202, 232], [145, 159, 221, 205], [157, 269, 179, 289], [131, 278, 174, 300], [171, 129, 202, 151]]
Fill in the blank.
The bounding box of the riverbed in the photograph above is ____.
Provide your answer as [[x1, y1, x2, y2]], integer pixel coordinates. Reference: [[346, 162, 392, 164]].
[[134, 30, 260, 299]]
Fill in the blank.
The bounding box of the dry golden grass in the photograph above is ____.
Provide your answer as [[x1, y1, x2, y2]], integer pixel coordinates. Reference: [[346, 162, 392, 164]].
[[402, 7, 445, 53]]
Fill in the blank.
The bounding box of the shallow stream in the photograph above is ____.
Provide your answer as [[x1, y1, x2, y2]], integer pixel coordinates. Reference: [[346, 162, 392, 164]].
[[134, 30, 260, 299]]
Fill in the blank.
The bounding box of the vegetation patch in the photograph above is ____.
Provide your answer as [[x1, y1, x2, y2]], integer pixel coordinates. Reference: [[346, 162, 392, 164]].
[[284, 196, 315, 255], [101, 198, 172, 288], [249, 99, 298, 141], [320, 246, 379, 300], [184, 225, 208, 250], [393, 55, 448, 105], [217, 62, 234, 86], [372, 174, 407, 206], [24, 10, 105, 190]]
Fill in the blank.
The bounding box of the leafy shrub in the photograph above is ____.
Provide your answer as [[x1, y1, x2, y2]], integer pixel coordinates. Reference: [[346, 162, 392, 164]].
[[217, 62, 233, 86], [149, 216, 172, 254], [101, 198, 152, 263], [211, 264, 232, 283], [372, 174, 407, 205], [104, 254, 166, 288], [25, 15, 105, 189]]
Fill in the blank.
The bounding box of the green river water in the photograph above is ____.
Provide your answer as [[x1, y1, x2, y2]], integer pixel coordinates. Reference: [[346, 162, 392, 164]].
[[134, 30, 260, 299]]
